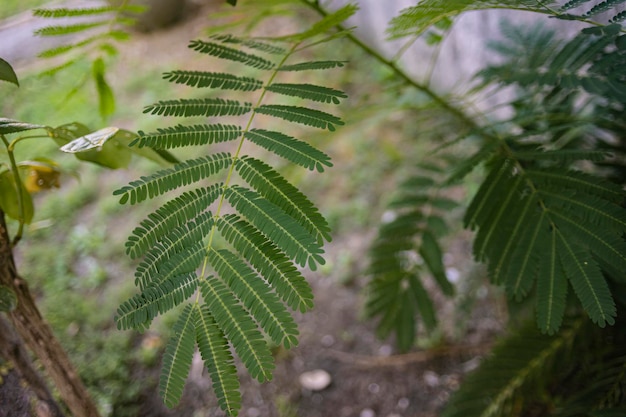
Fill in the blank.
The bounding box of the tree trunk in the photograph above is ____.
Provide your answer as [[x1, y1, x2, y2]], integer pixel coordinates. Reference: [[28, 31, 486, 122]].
[[0, 210, 102, 417], [0, 316, 66, 417]]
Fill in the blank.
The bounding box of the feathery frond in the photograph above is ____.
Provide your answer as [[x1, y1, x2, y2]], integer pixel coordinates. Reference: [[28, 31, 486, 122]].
[[366, 158, 458, 351], [114, 11, 345, 413]]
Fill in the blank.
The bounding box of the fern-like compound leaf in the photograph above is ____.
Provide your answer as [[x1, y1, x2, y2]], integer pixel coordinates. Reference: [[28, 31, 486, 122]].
[[216, 214, 314, 312], [200, 279, 275, 382], [143, 98, 251, 117], [244, 129, 332, 172], [188, 40, 275, 69], [160, 304, 196, 408], [163, 71, 263, 91], [114, 152, 232, 204], [442, 320, 581, 417], [195, 304, 242, 415], [266, 83, 347, 104], [235, 156, 332, 243], [131, 124, 242, 149], [225, 185, 325, 270], [207, 248, 299, 348], [255, 104, 344, 131], [125, 185, 222, 259], [465, 153, 624, 331], [117, 18, 344, 413], [367, 159, 458, 350]]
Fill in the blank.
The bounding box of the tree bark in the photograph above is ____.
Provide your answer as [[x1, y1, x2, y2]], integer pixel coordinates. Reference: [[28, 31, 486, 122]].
[[0, 316, 66, 417], [0, 210, 102, 417]]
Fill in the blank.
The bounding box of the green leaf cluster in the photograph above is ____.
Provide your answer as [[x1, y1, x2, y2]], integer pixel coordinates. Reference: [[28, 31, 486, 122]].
[[114, 6, 354, 415]]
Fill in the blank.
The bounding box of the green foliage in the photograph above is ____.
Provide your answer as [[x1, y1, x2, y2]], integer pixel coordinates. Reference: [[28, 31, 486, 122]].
[[32, 3, 142, 119], [114, 6, 354, 414], [366, 158, 458, 351], [443, 316, 626, 417], [359, 2, 626, 415], [387, 0, 556, 39]]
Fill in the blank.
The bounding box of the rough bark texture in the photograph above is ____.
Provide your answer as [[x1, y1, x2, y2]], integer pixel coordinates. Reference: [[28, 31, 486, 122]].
[[0, 316, 66, 417], [0, 210, 101, 417]]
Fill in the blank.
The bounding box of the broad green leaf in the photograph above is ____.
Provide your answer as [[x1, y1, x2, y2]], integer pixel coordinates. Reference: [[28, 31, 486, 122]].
[[0, 118, 45, 135], [60, 126, 119, 153], [92, 58, 115, 119], [59, 126, 132, 169], [0, 170, 34, 224], [0, 58, 19, 86]]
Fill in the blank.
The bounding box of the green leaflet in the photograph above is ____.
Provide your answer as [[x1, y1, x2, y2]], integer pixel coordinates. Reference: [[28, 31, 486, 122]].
[[188, 40, 275, 69], [195, 304, 241, 414], [131, 124, 242, 149], [265, 82, 347, 104], [115, 18, 344, 414], [143, 98, 251, 117], [160, 304, 196, 407], [163, 71, 263, 91], [255, 104, 344, 131]]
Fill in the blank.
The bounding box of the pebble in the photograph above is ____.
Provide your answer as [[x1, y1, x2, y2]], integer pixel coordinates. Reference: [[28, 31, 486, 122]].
[[360, 408, 376, 417], [299, 369, 332, 391]]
